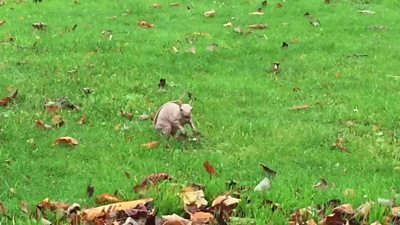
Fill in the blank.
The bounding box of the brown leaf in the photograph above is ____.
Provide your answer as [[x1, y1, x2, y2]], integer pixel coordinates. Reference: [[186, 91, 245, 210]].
[[181, 184, 208, 214], [355, 202, 373, 220], [81, 198, 153, 222], [276, 2, 284, 8], [120, 111, 133, 120], [0, 202, 8, 215], [333, 204, 354, 215], [51, 114, 64, 127], [0, 19, 6, 26], [211, 194, 240, 220], [20, 201, 29, 214], [87, 184, 95, 198], [0, 89, 18, 107], [35, 120, 53, 130], [289, 104, 311, 110], [95, 193, 123, 205], [139, 20, 155, 28], [142, 141, 160, 149], [139, 114, 150, 121], [248, 24, 268, 30], [161, 214, 191, 225], [333, 137, 347, 152], [203, 160, 217, 176], [203, 10, 216, 18], [191, 212, 214, 225], [53, 137, 79, 147], [313, 178, 328, 189], [152, 3, 161, 8], [133, 173, 173, 193], [306, 219, 317, 225], [37, 198, 71, 214], [79, 114, 87, 125]]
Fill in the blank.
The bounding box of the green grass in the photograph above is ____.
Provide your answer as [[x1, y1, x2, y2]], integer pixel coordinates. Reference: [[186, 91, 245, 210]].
[[1, 0, 400, 224]]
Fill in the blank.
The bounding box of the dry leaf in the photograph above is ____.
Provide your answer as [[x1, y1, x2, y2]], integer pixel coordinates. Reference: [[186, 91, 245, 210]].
[[203, 161, 217, 176], [211, 194, 240, 218], [139, 20, 155, 28], [0, 202, 8, 216], [249, 11, 264, 15], [161, 214, 191, 225], [370, 221, 382, 225], [333, 137, 347, 152], [203, 10, 216, 18], [37, 198, 71, 216], [0, 89, 18, 107], [259, 163, 277, 176], [248, 24, 268, 30], [289, 104, 311, 110], [133, 173, 173, 193], [152, 3, 161, 8], [53, 137, 79, 147], [139, 114, 150, 121], [142, 141, 160, 149], [52, 114, 64, 127], [120, 111, 133, 120], [81, 198, 153, 222], [181, 184, 208, 213], [343, 188, 356, 198], [35, 120, 53, 130], [20, 201, 29, 214], [306, 219, 317, 225], [87, 184, 95, 198], [313, 178, 328, 189], [355, 202, 373, 219], [169, 2, 180, 7], [223, 22, 233, 27], [191, 212, 214, 225], [276, 2, 283, 8], [172, 46, 179, 53], [32, 22, 47, 30], [79, 114, 87, 125], [95, 193, 123, 205], [0, 20, 6, 26], [333, 204, 354, 215]]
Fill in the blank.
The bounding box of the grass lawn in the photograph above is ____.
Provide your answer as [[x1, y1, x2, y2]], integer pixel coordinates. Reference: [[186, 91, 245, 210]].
[[1, 0, 400, 224]]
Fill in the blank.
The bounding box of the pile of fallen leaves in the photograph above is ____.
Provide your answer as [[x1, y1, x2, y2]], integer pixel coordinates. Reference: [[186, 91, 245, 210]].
[[289, 199, 400, 225]]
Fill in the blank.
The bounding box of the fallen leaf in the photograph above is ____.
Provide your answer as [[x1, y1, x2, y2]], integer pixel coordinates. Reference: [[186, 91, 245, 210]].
[[169, 2, 180, 7], [82, 87, 94, 95], [81, 199, 153, 222], [289, 104, 311, 110], [355, 202, 373, 220], [52, 114, 64, 127], [142, 141, 160, 149], [233, 27, 243, 34], [223, 22, 233, 27], [272, 63, 280, 75], [35, 120, 53, 130], [181, 184, 208, 213], [254, 177, 271, 192], [139, 20, 155, 28], [95, 193, 123, 205], [259, 163, 277, 177], [161, 214, 191, 225], [32, 22, 47, 30], [249, 11, 264, 15], [37, 198, 71, 218], [306, 219, 317, 225], [41, 218, 52, 225], [45, 97, 80, 111], [191, 212, 214, 225], [248, 24, 268, 30], [282, 42, 289, 48], [203, 10, 216, 18], [313, 178, 328, 189], [357, 10, 376, 15], [139, 114, 150, 121], [333, 204, 354, 215], [370, 221, 382, 225], [292, 37, 300, 44], [187, 47, 196, 54], [158, 78, 166, 88], [0, 19, 6, 26], [124, 171, 131, 179], [133, 173, 173, 193], [210, 194, 240, 221], [333, 137, 347, 152], [19, 201, 30, 214], [87, 184, 95, 198], [102, 30, 113, 40], [79, 114, 87, 125], [152, 3, 161, 8], [0, 202, 8, 216], [0, 89, 18, 107], [53, 137, 79, 147], [343, 188, 356, 198], [172, 46, 179, 53], [203, 160, 217, 176], [120, 110, 133, 121], [276, 2, 283, 8]]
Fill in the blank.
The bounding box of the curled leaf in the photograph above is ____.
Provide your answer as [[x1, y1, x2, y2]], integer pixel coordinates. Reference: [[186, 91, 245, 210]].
[[203, 161, 217, 176], [95, 193, 123, 205], [139, 20, 155, 28], [142, 141, 160, 149], [0, 89, 18, 107], [203, 10, 216, 18], [134, 173, 173, 193], [53, 137, 79, 147]]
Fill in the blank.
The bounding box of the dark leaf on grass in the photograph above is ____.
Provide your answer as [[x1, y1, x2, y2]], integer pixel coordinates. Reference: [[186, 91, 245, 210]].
[[121, 110, 133, 121], [124, 171, 131, 179], [261, 0, 267, 6], [158, 78, 166, 88], [226, 180, 238, 189], [259, 163, 277, 177], [282, 42, 289, 48], [313, 178, 328, 189], [87, 184, 95, 198], [0, 89, 18, 107], [32, 22, 47, 30], [203, 161, 217, 176], [133, 173, 173, 193], [263, 200, 281, 212], [82, 87, 94, 95]]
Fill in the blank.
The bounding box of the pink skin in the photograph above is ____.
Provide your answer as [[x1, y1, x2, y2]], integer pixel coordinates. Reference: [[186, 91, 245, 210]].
[[154, 103, 197, 137]]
